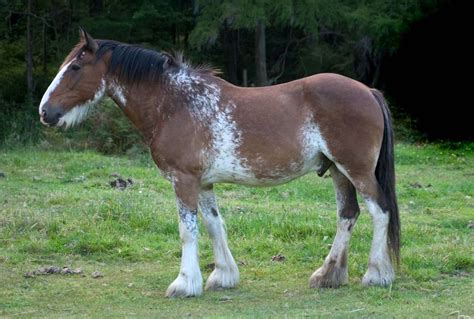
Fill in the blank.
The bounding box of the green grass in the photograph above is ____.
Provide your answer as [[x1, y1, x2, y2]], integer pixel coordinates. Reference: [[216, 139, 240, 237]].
[[1, 143, 473, 318]]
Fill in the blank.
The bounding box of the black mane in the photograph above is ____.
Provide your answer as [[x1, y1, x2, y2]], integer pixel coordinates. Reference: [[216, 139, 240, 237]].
[[95, 40, 216, 85]]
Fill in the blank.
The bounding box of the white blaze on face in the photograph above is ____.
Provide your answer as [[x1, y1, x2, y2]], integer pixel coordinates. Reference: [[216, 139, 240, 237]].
[[39, 61, 72, 114], [56, 79, 106, 129]]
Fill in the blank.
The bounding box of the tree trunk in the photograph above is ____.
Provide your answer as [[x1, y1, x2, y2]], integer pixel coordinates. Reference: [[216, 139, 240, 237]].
[[255, 20, 268, 86], [224, 25, 238, 84], [89, 0, 103, 16], [42, 21, 47, 76], [231, 29, 239, 84], [26, 0, 34, 102]]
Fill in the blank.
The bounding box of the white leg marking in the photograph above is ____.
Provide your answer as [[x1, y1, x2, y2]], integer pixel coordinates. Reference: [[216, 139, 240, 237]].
[[39, 61, 72, 114], [329, 218, 354, 260], [166, 201, 203, 297], [363, 199, 395, 286], [199, 190, 239, 290], [310, 217, 355, 287]]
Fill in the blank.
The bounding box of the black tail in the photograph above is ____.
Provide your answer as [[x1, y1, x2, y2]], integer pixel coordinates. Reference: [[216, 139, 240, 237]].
[[371, 89, 400, 265]]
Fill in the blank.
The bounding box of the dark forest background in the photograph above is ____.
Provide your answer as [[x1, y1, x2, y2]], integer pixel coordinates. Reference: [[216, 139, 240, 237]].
[[0, 0, 470, 153]]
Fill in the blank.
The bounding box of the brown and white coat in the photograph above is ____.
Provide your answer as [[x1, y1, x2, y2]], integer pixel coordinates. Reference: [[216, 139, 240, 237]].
[[39, 28, 400, 297]]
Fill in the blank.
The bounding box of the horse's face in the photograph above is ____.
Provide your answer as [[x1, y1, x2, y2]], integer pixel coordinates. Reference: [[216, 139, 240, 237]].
[[39, 28, 106, 128]]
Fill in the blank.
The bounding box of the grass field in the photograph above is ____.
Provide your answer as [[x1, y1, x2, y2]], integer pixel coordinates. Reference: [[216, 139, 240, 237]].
[[1, 143, 473, 318]]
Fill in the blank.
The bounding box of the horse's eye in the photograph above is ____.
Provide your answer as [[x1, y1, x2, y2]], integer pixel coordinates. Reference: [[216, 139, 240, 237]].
[[71, 64, 81, 71]]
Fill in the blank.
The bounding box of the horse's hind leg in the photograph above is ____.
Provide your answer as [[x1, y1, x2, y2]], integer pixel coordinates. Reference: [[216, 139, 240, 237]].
[[350, 173, 395, 286], [199, 186, 239, 290], [309, 165, 360, 288]]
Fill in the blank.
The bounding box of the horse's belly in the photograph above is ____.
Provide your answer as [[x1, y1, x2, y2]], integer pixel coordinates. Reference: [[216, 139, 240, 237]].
[[202, 166, 311, 186], [201, 109, 330, 186], [201, 151, 322, 187]]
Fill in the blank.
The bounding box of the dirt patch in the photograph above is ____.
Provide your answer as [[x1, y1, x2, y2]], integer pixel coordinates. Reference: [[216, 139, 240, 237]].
[[24, 266, 83, 278], [408, 182, 432, 189], [23, 266, 105, 279], [219, 296, 232, 302], [110, 178, 134, 190], [453, 270, 471, 277], [271, 254, 286, 262]]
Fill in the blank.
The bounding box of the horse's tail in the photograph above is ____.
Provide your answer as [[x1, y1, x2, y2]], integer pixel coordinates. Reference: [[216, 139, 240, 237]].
[[371, 89, 400, 265]]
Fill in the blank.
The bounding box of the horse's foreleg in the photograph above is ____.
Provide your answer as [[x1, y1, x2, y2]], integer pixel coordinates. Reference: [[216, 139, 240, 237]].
[[165, 174, 203, 298], [309, 166, 359, 288], [199, 187, 239, 290]]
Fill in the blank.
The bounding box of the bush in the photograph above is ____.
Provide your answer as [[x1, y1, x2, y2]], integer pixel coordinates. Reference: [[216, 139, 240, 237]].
[[1, 98, 147, 156], [0, 100, 44, 147], [40, 99, 147, 155]]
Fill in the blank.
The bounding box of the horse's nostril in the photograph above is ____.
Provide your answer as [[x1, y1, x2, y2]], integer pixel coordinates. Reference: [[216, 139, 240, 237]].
[[41, 109, 47, 117]]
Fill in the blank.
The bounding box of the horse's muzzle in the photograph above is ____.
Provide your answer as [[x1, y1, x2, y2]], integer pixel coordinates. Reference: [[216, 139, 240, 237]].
[[40, 103, 63, 126]]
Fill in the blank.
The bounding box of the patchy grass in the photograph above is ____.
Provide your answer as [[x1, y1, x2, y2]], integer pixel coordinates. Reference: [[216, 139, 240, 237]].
[[0, 143, 473, 317]]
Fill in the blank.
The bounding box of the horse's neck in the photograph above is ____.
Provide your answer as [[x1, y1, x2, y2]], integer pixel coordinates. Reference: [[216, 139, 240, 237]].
[[105, 77, 161, 142], [105, 71, 226, 143]]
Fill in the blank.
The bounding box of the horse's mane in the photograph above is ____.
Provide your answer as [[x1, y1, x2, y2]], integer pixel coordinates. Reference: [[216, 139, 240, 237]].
[[62, 40, 219, 85]]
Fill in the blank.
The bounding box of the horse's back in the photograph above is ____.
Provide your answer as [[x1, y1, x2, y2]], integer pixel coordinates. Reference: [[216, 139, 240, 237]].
[[302, 73, 380, 114], [226, 72, 384, 164]]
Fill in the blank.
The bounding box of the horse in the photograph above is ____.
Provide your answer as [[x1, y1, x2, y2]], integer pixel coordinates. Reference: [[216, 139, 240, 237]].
[[39, 27, 400, 298]]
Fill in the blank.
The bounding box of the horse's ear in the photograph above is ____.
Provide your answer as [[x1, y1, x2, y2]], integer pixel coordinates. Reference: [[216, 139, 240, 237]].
[[79, 26, 98, 53], [161, 52, 175, 70]]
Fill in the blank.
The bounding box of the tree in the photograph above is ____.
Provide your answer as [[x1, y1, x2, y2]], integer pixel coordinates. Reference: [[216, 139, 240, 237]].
[[189, 0, 345, 86], [26, 0, 33, 102], [255, 19, 267, 86], [0, 0, 450, 144]]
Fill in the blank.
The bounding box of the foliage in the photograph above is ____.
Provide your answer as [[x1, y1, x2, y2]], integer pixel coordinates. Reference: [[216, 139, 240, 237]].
[[0, 143, 473, 316], [0, 0, 452, 148], [37, 99, 147, 155]]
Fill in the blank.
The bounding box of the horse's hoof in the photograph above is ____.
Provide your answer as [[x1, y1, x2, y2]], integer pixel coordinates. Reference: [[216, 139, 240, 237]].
[[309, 265, 348, 288], [205, 266, 239, 290], [165, 274, 203, 298], [362, 263, 395, 287]]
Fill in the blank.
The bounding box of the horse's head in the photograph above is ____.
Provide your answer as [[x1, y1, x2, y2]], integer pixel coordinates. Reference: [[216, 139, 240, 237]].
[[39, 27, 107, 128]]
